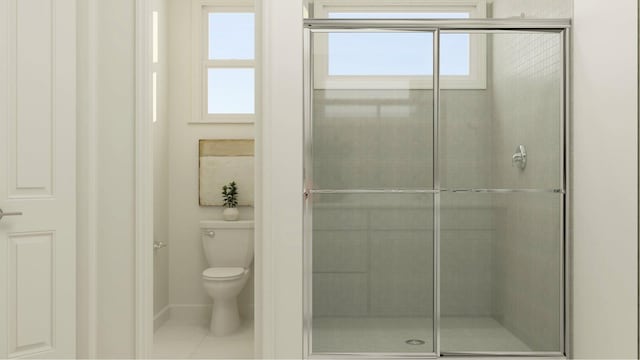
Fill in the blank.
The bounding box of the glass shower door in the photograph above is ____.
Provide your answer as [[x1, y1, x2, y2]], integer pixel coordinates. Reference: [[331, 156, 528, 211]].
[[305, 23, 569, 359], [439, 30, 565, 354], [306, 30, 436, 355]]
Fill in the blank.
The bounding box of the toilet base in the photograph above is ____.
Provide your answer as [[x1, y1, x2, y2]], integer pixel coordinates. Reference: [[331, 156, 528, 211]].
[[210, 298, 241, 336]]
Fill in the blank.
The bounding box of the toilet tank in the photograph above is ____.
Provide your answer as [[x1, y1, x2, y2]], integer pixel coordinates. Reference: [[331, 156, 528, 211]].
[[200, 220, 254, 268]]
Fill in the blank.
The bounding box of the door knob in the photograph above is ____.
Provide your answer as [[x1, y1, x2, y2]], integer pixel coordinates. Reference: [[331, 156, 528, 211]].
[[0, 208, 23, 221]]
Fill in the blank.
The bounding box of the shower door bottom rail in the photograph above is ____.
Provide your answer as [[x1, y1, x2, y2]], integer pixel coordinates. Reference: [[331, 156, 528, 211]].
[[309, 351, 566, 359], [441, 351, 566, 358]]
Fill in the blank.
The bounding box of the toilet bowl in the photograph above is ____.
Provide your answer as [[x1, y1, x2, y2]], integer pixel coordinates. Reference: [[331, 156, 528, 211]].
[[200, 220, 254, 336], [202, 267, 250, 335]]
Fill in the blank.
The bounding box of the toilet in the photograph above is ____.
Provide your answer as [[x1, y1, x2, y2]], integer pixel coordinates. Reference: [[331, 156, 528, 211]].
[[200, 220, 254, 336]]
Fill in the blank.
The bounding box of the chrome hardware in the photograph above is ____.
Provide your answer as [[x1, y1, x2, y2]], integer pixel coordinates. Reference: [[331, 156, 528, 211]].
[[304, 189, 310, 200], [308, 188, 564, 194], [512, 145, 527, 170], [206, 230, 216, 238], [153, 241, 167, 250], [0, 208, 23, 222], [405, 339, 426, 346]]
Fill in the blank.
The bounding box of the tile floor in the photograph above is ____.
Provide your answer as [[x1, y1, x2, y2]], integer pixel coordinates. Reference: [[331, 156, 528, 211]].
[[313, 316, 530, 354], [153, 316, 530, 358], [152, 319, 254, 359], [441, 317, 531, 352]]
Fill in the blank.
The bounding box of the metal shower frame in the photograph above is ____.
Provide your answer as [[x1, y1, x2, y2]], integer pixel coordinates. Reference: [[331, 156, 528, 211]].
[[302, 18, 572, 360]]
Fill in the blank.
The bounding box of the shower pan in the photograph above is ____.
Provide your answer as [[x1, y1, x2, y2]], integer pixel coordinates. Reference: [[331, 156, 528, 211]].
[[303, 18, 570, 359]]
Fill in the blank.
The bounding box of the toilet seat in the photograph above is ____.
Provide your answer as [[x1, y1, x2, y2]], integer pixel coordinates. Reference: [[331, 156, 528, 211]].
[[202, 267, 246, 280]]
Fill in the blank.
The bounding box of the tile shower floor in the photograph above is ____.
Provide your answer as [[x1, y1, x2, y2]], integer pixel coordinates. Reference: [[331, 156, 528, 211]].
[[152, 319, 254, 359], [313, 316, 531, 354], [152, 316, 528, 358]]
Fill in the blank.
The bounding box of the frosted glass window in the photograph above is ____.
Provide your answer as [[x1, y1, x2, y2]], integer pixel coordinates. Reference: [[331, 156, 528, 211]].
[[328, 12, 470, 76], [208, 68, 255, 114], [208, 13, 255, 60]]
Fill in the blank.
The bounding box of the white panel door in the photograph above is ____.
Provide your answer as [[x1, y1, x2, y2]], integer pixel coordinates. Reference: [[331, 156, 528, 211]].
[[0, 0, 76, 358]]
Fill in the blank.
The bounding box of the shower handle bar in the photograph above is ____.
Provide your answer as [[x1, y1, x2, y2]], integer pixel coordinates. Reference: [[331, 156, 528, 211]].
[[450, 188, 565, 194], [308, 189, 565, 194], [309, 189, 439, 194]]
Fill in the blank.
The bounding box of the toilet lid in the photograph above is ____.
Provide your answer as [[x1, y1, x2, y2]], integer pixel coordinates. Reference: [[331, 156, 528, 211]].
[[202, 267, 245, 279]]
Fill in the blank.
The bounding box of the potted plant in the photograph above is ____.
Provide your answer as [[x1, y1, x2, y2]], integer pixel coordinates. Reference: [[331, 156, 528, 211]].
[[222, 181, 239, 221]]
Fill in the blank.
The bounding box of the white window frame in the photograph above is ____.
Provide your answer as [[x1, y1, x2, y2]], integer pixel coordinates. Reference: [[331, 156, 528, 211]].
[[313, 0, 487, 90], [191, 0, 256, 123]]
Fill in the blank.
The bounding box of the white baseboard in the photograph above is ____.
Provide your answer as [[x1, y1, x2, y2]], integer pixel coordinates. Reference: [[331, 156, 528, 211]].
[[168, 304, 211, 326], [154, 305, 170, 331], [164, 303, 254, 327]]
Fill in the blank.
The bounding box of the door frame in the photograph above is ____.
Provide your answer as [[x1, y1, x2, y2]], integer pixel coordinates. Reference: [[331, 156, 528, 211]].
[[134, 0, 154, 357], [133, 0, 264, 358], [76, 0, 99, 357]]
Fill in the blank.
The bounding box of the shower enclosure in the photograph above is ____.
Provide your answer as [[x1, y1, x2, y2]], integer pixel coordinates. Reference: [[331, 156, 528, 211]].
[[303, 18, 570, 359]]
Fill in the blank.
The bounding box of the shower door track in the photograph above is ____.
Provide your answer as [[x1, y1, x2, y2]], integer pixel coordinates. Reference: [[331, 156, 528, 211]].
[[304, 18, 571, 30], [303, 18, 571, 360]]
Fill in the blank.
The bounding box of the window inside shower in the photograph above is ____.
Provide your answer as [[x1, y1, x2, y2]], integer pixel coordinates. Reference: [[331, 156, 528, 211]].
[[303, 14, 569, 359], [312, 0, 487, 89]]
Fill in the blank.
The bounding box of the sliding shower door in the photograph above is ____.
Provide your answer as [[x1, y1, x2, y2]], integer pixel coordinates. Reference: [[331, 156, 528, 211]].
[[305, 30, 437, 355], [304, 22, 569, 359], [438, 30, 565, 355]]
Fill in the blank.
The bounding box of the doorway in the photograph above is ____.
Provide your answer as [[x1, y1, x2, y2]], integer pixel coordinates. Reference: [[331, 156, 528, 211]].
[[135, 0, 259, 358]]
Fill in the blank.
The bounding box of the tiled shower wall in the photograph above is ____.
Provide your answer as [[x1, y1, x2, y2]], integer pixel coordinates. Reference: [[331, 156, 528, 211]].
[[489, 0, 571, 19], [313, 195, 435, 317], [490, 0, 569, 350], [440, 90, 495, 317], [312, 90, 495, 318]]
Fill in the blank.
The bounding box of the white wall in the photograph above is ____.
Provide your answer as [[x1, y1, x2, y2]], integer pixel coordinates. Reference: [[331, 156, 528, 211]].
[[166, 0, 255, 323], [77, 0, 137, 357], [77, 0, 95, 356], [261, 0, 304, 357], [95, 0, 137, 356], [572, 0, 638, 358]]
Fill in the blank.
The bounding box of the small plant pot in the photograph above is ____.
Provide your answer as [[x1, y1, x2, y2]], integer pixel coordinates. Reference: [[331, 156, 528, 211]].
[[223, 207, 239, 221]]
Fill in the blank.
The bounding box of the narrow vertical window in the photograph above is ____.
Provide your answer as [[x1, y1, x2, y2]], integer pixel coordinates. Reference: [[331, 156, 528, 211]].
[[152, 11, 160, 123], [152, 72, 158, 123], [203, 8, 256, 122], [153, 11, 159, 64]]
